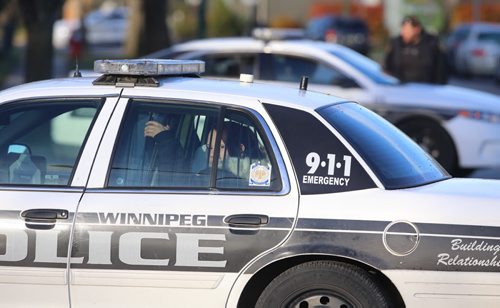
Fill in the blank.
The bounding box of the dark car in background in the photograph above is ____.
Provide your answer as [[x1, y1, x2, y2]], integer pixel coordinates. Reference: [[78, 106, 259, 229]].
[[305, 14, 370, 55]]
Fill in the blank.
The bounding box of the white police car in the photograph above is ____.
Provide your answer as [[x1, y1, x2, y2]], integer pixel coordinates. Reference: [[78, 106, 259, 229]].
[[0, 59, 499, 308]]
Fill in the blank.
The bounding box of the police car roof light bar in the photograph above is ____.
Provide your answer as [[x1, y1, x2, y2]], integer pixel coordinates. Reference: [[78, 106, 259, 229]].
[[252, 27, 305, 41], [94, 59, 205, 76], [93, 59, 205, 87]]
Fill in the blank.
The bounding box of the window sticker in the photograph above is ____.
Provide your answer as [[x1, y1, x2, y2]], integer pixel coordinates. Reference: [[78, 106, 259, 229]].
[[249, 162, 271, 187], [263, 103, 375, 194], [302, 152, 352, 187]]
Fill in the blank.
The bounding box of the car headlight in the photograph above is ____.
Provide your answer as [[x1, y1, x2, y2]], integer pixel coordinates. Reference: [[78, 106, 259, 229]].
[[457, 110, 500, 123]]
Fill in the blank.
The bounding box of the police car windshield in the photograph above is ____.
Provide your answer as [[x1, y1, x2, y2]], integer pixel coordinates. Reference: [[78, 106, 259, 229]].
[[328, 49, 400, 85], [318, 103, 450, 189]]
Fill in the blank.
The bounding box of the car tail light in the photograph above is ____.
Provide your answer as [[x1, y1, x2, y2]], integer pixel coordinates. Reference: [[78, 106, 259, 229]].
[[471, 48, 485, 57], [325, 29, 337, 43], [458, 110, 500, 123]]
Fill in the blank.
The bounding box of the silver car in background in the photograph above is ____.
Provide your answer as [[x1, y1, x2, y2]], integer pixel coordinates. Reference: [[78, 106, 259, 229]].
[[53, 5, 129, 49], [448, 22, 500, 77]]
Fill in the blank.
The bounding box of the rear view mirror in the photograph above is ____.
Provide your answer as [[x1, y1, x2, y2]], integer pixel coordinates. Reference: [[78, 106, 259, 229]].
[[8, 144, 30, 155]]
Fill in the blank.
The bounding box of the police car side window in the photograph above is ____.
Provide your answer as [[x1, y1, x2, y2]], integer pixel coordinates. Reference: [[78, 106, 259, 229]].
[[201, 54, 255, 78], [107, 103, 280, 191], [262, 54, 353, 87], [215, 110, 280, 191], [108, 102, 219, 189], [0, 100, 102, 186]]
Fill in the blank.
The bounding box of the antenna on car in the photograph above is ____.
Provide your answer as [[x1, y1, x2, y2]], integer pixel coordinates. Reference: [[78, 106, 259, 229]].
[[299, 76, 309, 91], [73, 57, 82, 78]]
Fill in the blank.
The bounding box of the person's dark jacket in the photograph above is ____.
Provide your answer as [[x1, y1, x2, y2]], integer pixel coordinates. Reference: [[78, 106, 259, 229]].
[[151, 130, 186, 186], [384, 31, 448, 84]]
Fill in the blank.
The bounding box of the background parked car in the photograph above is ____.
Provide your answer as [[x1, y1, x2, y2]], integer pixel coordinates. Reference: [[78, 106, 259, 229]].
[[53, 5, 129, 49], [305, 14, 370, 55], [447, 22, 500, 77], [147, 35, 500, 176], [495, 55, 500, 83]]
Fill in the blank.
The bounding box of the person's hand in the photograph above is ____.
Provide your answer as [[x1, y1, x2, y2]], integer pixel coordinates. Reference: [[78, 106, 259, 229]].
[[144, 121, 170, 138]]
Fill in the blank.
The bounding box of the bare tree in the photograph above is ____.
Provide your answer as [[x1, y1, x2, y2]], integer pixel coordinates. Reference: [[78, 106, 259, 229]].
[[126, 0, 170, 57], [17, 0, 64, 82]]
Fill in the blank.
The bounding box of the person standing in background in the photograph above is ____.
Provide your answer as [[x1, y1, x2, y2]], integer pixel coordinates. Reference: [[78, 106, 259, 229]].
[[0, 0, 17, 57], [384, 15, 448, 84]]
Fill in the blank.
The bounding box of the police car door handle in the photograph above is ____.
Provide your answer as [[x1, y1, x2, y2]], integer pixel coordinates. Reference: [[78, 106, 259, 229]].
[[224, 214, 269, 227], [21, 209, 68, 229]]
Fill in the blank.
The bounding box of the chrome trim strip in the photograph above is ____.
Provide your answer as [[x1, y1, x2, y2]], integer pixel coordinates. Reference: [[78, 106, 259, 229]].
[[84, 187, 285, 196], [0, 94, 120, 107], [0, 186, 84, 193]]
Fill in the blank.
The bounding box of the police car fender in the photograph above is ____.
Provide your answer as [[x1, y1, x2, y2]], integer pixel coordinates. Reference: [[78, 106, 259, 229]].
[[248, 181, 500, 271]]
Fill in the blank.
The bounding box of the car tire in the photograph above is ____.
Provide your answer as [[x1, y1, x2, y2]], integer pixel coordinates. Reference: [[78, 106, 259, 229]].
[[397, 118, 457, 174], [255, 261, 391, 308], [460, 58, 473, 79]]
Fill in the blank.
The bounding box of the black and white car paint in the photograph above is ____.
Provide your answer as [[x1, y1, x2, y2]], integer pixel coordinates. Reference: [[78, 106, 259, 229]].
[[0, 59, 499, 308]]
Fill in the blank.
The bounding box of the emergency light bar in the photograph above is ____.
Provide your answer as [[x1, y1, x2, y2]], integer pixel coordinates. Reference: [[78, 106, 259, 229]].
[[252, 27, 305, 41], [94, 59, 205, 76], [92, 59, 205, 87]]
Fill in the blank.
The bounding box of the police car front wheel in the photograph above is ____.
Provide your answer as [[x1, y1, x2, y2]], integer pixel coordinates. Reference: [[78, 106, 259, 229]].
[[255, 260, 391, 308]]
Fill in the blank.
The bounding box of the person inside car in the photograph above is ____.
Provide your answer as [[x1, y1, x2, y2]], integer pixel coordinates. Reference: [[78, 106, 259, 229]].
[[143, 115, 185, 186], [192, 122, 250, 187]]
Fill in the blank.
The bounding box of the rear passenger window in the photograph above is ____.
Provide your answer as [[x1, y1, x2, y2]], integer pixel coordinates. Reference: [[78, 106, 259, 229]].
[[108, 102, 218, 188], [0, 99, 102, 186], [108, 102, 281, 191], [215, 110, 280, 191]]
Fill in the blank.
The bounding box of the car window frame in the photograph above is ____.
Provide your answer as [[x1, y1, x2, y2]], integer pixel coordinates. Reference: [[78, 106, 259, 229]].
[[105, 98, 288, 195]]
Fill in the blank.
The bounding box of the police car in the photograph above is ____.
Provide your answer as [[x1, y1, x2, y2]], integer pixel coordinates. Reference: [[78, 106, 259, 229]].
[[0, 59, 499, 308]]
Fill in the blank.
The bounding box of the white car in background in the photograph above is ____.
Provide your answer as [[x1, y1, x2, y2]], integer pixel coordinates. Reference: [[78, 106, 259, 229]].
[[450, 22, 500, 77], [147, 35, 500, 176], [53, 5, 129, 49]]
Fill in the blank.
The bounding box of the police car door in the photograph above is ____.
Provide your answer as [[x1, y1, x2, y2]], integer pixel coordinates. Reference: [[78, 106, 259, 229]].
[[70, 96, 297, 308], [0, 96, 116, 308]]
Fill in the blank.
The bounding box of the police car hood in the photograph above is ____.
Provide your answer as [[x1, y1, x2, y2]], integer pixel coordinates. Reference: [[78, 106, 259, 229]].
[[379, 83, 500, 112]]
